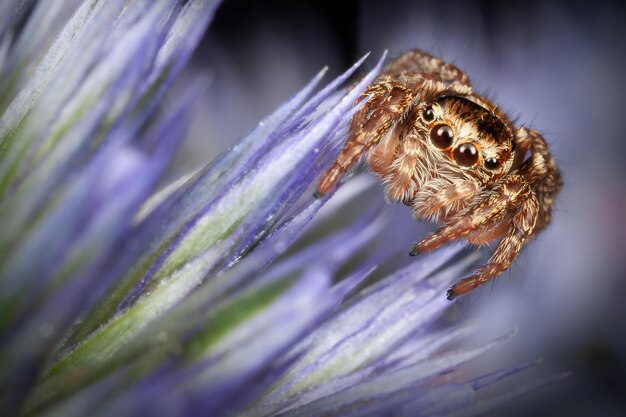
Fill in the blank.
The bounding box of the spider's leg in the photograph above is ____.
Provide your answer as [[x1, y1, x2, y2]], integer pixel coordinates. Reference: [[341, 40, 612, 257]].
[[410, 175, 531, 255], [444, 130, 562, 299], [382, 49, 471, 86], [410, 178, 480, 220], [316, 77, 413, 196], [517, 128, 563, 233], [384, 123, 424, 202], [447, 189, 539, 299]]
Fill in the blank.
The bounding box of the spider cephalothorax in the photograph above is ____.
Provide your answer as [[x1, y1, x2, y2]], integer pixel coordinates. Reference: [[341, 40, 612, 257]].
[[316, 50, 562, 300]]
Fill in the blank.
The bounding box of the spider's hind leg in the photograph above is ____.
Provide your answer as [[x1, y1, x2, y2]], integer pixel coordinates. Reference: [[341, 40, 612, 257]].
[[383, 49, 472, 86], [516, 128, 563, 233]]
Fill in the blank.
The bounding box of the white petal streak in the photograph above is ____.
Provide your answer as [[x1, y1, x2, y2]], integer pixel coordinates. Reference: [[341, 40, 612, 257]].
[[0, 0, 104, 148], [280, 331, 517, 417]]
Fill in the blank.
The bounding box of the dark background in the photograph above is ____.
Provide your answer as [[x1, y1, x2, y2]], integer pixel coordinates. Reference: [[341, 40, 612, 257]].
[[189, 1, 626, 416]]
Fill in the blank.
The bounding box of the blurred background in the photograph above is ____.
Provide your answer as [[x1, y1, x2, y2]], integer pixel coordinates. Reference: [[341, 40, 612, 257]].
[[181, 1, 626, 415]]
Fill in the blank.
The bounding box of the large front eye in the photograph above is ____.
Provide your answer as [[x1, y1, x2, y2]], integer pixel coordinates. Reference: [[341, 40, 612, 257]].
[[430, 124, 454, 149], [454, 143, 479, 166]]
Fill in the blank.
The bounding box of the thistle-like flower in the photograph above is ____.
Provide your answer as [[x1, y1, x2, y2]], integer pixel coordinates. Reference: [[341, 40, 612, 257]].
[[0, 1, 560, 416]]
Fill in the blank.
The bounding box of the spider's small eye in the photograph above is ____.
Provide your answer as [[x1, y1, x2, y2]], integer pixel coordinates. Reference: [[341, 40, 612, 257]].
[[454, 143, 479, 167], [430, 124, 454, 149], [423, 106, 435, 122], [484, 157, 499, 170], [511, 140, 516, 151]]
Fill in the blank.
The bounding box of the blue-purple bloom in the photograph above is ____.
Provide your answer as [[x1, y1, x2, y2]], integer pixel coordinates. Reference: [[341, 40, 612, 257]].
[[0, 1, 561, 416]]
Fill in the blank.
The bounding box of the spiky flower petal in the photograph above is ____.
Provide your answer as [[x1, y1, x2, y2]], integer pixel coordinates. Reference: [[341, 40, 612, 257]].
[[0, 2, 554, 416]]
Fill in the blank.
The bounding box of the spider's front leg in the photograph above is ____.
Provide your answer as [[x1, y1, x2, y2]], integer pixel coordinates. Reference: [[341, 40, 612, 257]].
[[409, 176, 539, 299], [446, 189, 539, 299], [410, 176, 533, 254], [315, 77, 414, 197]]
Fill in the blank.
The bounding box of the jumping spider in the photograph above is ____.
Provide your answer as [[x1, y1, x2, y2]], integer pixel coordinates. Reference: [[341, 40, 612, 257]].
[[316, 50, 562, 300]]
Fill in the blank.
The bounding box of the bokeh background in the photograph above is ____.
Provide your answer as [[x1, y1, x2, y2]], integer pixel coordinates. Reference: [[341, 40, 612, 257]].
[[179, 1, 626, 415]]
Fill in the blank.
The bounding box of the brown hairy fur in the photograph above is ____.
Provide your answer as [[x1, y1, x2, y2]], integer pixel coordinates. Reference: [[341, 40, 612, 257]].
[[317, 50, 562, 300]]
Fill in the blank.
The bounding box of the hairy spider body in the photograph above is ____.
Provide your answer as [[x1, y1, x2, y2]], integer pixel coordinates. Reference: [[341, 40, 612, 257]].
[[317, 50, 562, 300]]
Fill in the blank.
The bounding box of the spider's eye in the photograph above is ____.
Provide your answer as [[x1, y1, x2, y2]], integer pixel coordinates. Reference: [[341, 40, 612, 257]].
[[454, 143, 479, 167], [430, 124, 454, 149], [510, 140, 516, 151], [423, 106, 435, 122], [484, 157, 499, 170]]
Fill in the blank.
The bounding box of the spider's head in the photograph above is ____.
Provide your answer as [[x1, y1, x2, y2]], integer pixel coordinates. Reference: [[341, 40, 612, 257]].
[[419, 94, 516, 184]]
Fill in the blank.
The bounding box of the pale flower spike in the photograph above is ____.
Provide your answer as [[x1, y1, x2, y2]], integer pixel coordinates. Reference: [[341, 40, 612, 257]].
[[0, 1, 559, 416]]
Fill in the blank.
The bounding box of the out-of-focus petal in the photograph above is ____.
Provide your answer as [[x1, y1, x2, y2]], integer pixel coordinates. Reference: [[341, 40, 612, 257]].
[[261, 245, 475, 404], [49, 54, 386, 383], [272, 331, 517, 417], [0, 1, 82, 110], [0, 0, 35, 41], [29, 211, 381, 415], [0, 88, 195, 413]]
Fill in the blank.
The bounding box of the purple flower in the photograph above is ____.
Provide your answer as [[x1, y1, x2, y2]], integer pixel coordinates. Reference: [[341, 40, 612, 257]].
[[0, 1, 560, 416]]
